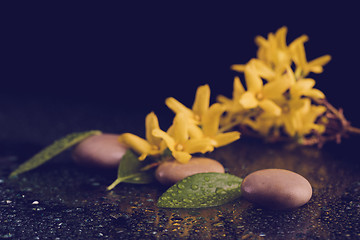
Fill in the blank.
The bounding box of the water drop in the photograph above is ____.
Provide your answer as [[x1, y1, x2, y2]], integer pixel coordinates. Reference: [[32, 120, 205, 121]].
[[212, 222, 224, 227], [183, 198, 193, 203], [209, 184, 214, 188], [191, 184, 199, 190], [215, 188, 226, 194], [1, 233, 14, 239], [204, 176, 210, 182], [178, 184, 185, 189]]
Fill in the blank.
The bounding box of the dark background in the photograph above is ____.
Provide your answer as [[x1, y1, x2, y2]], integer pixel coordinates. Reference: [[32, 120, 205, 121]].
[[1, 2, 360, 128]]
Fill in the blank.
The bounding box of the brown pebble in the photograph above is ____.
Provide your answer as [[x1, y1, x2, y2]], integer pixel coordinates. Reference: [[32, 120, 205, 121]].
[[155, 157, 225, 186], [241, 169, 312, 210], [72, 133, 127, 168]]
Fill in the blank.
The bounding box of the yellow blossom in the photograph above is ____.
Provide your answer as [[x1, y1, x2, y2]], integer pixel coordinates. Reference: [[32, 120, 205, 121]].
[[165, 84, 210, 124], [238, 60, 290, 116], [277, 98, 326, 137], [217, 76, 247, 128], [231, 26, 331, 80], [201, 103, 240, 147], [152, 113, 215, 164], [118, 112, 164, 160], [289, 37, 331, 77]]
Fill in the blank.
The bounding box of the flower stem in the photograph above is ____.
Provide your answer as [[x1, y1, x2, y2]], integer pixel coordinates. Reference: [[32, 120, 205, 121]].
[[347, 126, 360, 134]]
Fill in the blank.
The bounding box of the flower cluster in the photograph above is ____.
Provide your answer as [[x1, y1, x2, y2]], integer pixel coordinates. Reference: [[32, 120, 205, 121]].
[[119, 27, 359, 161], [119, 84, 240, 164], [218, 26, 332, 142]]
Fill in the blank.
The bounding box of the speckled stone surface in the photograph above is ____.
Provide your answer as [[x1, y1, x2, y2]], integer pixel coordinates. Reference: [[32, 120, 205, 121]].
[[1, 95, 360, 239]]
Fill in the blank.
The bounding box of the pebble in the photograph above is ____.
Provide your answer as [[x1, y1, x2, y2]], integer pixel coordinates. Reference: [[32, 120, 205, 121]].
[[241, 169, 312, 210], [155, 157, 225, 186], [72, 133, 127, 168]]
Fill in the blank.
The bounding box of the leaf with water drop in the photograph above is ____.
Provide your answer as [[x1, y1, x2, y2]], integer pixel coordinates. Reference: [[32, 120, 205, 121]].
[[107, 149, 155, 190], [157, 173, 243, 208], [9, 130, 102, 177]]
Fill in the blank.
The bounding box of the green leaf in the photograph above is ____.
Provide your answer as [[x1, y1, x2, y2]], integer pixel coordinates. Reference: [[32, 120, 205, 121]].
[[157, 173, 243, 209], [9, 130, 102, 177], [107, 149, 155, 190]]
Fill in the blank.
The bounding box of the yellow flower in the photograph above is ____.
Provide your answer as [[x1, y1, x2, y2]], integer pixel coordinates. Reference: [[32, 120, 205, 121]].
[[217, 76, 246, 115], [201, 103, 240, 148], [289, 36, 331, 77], [242, 114, 278, 136], [119, 112, 164, 160], [290, 78, 325, 99], [152, 113, 215, 164], [239, 60, 290, 116], [217, 76, 248, 129], [231, 26, 331, 79], [166, 84, 241, 149], [277, 97, 326, 137], [255, 27, 291, 72], [165, 84, 210, 124]]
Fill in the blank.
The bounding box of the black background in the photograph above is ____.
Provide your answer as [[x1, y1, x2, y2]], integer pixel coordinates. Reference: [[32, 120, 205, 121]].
[[1, 2, 360, 126]]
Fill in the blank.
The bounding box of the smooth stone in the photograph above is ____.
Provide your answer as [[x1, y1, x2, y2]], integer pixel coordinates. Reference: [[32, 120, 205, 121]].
[[72, 133, 127, 168], [241, 169, 312, 210], [155, 157, 225, 186]]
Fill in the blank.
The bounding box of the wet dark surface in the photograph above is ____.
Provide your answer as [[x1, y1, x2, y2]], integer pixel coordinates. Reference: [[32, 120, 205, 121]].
[[1, 96, 360, 240]]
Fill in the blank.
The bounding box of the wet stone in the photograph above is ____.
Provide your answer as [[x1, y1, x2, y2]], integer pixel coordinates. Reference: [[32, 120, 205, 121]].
[[155, 157, 225, 186], [72, 134, 127, 168], [241, 169, 312, 210]]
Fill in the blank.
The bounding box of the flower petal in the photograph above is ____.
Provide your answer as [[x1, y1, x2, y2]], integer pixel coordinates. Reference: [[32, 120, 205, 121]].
[[172, 151, 192, 164], [283, 116, 297, 137], [145, 112, 161, 146], [290, 79, 317, 98], [202, 103, 226, 137], [212, 131, 240, 148], [152, 129, 175, 151], [262, 78, 290, 99], [308, 55, 331, 69], [239, 92, 258, 109], [165, 97, 193, 117], [303, 89, 325, 99], [289, 36, 308, 67], [275, 26, 288, 50], [251, 59, 276, 81], [258, 99, 281, 116], [184, 138, 214, 154], [119, 133, 152, 156], [188, 124, 204, 139], [171, 113, 189, 144], [233, 76, 245, 101], [192, 84, 210, 118], [230, 64, 246, 72], [244, 61, 263, 93]]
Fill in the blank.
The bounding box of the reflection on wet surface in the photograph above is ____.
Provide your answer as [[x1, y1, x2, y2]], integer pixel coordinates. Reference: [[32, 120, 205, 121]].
[[1, 139, 359, 239]]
